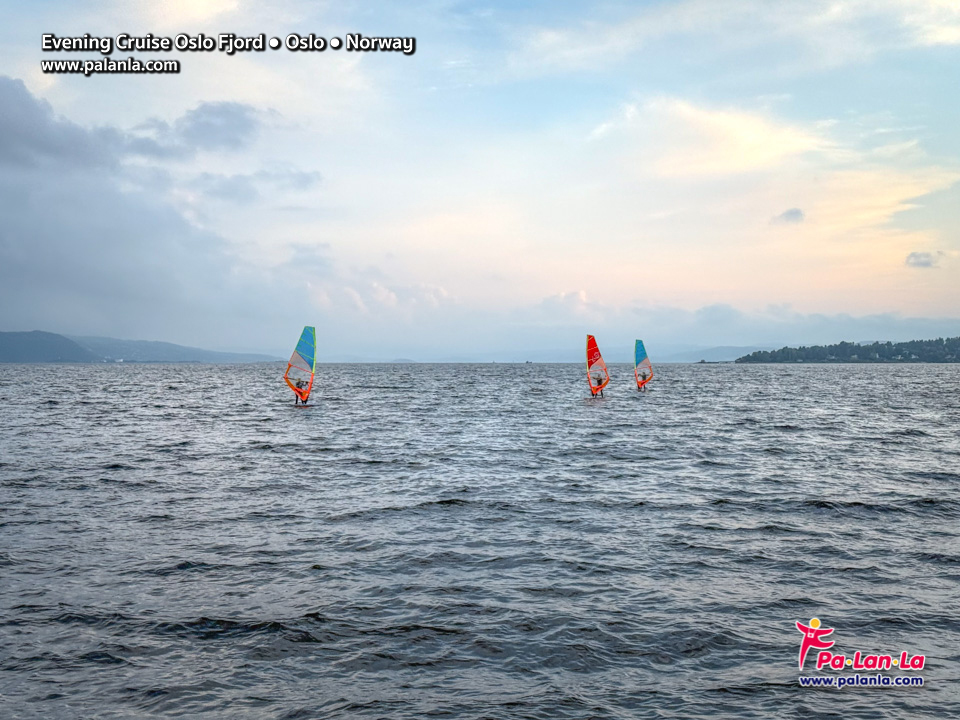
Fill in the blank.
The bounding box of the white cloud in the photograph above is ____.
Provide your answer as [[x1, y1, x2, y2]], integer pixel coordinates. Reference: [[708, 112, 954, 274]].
[[508, 0, 960, 77], [895, 0, 960, 45], [643, 98, 826, 176], [137, 0, 240, 30]]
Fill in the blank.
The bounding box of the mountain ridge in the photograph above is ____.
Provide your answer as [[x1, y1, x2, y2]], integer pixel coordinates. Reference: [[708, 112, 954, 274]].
[[0, 331, 101, 362], [68, 336, 279, 363], [0, 331, 279, 363]]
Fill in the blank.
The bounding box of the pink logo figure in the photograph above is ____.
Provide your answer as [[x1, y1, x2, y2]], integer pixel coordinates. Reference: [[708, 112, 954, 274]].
[[796, 618, 835, 670]]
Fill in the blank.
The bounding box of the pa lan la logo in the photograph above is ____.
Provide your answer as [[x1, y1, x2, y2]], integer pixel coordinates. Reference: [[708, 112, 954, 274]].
[[796, 618, 925, 672]]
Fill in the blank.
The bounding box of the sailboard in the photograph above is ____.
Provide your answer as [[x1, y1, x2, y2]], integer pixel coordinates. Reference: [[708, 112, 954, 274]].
[[634, 339, 653, 390], [284, 326, 316, 403], [586, 334, 610, 396]]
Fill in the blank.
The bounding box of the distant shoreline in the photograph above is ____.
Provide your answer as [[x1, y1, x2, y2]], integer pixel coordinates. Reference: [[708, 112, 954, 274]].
[[0, 331, 279, 364], [4, 359, 960, 366], [736, 337, 959, 363], [4, 330, 959, 364]]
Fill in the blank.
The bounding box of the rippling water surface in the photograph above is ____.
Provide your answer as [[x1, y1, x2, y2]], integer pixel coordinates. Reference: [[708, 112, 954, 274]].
[[1, 362, 959, 718]]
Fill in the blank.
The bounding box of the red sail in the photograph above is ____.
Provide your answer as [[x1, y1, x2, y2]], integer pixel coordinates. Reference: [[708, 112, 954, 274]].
[[586, 334, 610, 395]]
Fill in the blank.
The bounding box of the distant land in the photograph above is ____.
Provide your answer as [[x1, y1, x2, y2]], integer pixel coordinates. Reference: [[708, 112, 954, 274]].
[[0, 331, 278, 363], [736, 337, 960, 363], [11, 332, 958, 364], [68, 336, 278, 363], [0, 331, 101, 363]]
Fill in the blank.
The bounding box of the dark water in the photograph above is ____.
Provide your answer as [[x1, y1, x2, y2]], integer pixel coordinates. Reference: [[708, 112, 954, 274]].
[[1, 363, 959, 719]]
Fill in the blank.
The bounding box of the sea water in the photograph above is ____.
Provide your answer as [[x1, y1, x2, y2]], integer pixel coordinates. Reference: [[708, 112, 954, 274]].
[[1, 363, 958, 718]]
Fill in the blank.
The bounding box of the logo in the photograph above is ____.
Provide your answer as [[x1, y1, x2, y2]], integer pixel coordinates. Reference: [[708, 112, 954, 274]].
[[795, 618, 926, 688]]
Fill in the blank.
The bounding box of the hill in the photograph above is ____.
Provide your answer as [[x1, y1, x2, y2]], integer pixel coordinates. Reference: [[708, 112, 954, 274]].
[[0, 331, 101, 362], [68, 336, 278, 363], [736, 337, 960, 363], [0, 331, 279, 363]]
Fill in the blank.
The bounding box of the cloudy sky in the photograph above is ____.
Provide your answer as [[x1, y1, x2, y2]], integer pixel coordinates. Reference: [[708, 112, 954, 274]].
[[1, 0, 958, 360]]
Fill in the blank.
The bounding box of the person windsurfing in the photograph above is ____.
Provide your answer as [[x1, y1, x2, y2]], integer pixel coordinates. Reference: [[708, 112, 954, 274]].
[[294, 378, 308, 405], [592, 371, 605, 398], [637, 369, 649, 391]]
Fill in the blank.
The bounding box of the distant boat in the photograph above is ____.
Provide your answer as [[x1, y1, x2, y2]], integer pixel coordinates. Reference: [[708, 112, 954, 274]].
[[634, 339, 653, 390], [586, 334, 610, 397], [284, 326, 316, 404]]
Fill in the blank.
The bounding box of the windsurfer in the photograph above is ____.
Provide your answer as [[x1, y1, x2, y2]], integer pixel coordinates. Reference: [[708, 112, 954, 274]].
[[592, 372, 605, 398], [294, 378, 308, 404], [284, 326, 316, 407]]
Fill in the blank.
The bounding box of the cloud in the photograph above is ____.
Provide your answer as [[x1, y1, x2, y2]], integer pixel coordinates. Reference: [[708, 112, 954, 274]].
[[127, 102, 264, 159], [508, 0, 960, 77], [773, 208, 805, 224], [572, 95, 957, 314], [897, 0, 960, 46], [591, 98, 826, 177], [174, 102, 261, 151], [192, 172, 260, 203], [2, 60, 957, 364], [190, 169, 322, 204], [0, 77, 117, 168], [282, 243, 333, 278], [0, 88, 265, 166], [305, 292, 960, 361], [0, 75, 294, 349], [490, 297, 960, 361], [138, 0, 239, 30], [256, 169, 323, 191], [650, 99, 826, 175], [905, 251, 939, 267]]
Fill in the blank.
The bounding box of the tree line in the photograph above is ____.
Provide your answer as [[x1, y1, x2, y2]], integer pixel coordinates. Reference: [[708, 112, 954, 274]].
[[736, 337, 960, 363]]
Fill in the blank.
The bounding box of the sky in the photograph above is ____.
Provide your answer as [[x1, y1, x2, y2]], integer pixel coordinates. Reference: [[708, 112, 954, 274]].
[[0, 0, 958, 360]]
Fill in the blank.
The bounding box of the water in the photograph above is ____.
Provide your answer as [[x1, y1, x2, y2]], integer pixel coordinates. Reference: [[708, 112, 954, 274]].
[[1, 362, 958, 719]]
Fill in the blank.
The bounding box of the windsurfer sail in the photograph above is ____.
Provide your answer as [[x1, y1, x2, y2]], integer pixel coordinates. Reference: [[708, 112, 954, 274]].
[[586, 334, 610, 397], [634, 339, 653, 391], [284, 326, 316, 404]]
